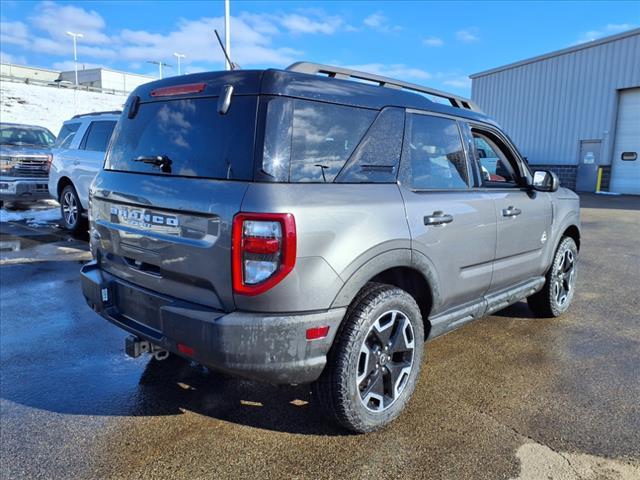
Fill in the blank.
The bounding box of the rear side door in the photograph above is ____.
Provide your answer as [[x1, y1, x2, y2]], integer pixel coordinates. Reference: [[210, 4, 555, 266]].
[[399, 112, 496, 316], [465, 123, 553, 292], [74, 119, 116, 208]]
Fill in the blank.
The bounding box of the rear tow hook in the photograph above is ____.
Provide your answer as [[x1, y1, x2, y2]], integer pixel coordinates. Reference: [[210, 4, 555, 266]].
[[125, 335, 170, 361]]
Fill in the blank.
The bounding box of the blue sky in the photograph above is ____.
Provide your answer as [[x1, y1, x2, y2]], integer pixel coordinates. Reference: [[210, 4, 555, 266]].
[[1, 1, 638, 95]]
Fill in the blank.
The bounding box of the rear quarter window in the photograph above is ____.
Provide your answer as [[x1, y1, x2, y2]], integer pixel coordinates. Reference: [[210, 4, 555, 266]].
[[262, 98, 377, 182], [105, 96, 257, 180], [55, 123, 81, 148]]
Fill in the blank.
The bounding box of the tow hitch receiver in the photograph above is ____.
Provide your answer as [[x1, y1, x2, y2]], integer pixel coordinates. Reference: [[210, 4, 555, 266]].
[[125, 335, 170, 361]]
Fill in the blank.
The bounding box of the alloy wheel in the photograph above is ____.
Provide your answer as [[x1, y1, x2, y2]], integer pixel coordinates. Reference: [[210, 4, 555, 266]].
[[553, 248, 576, 307], [62, 190, 78, 227], [357, 310, 415, 412]]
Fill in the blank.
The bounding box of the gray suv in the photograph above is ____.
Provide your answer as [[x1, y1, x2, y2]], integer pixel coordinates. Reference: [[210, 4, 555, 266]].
[[81, 63, 581, 432]]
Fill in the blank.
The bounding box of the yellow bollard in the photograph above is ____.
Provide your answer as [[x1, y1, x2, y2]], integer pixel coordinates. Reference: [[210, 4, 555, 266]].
[[596, 167, 603, 193]]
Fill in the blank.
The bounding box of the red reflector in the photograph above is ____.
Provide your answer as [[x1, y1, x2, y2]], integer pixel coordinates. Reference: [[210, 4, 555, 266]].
[[306, 326, 330, 341], [150, 82, 206, 97], [177, 343, 195, 356], [243, 236, 280, 254]]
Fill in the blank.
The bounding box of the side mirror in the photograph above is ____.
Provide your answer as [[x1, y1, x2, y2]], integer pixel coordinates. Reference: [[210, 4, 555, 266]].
[[532, 170, 560, 192]]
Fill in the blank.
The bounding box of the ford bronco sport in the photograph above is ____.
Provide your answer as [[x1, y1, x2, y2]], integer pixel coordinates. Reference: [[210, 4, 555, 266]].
[[81, 63, 580, 433]]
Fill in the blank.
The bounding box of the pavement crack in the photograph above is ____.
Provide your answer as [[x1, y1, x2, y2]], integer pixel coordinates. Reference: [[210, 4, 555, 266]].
[[451, 393, 587, 480]]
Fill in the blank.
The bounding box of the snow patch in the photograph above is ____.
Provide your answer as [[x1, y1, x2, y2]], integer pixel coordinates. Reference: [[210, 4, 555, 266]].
[[1, 79, 126, 134], [1, 205, 61, 226]]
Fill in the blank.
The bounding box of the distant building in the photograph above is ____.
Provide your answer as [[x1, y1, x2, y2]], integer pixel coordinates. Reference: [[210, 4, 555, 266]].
[[0, 63, 60, 83], [471, 29, 640, 194], [58, 67, 154, 94]]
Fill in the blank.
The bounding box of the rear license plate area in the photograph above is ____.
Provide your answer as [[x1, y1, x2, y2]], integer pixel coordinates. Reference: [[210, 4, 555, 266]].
[[115, 283, 164, 332]]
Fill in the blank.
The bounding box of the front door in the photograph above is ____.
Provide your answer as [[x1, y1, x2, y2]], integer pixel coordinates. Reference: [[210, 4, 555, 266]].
[[576, 140, 602, 192], [399, 113, 496, 315], [467, 125, 553, 293]]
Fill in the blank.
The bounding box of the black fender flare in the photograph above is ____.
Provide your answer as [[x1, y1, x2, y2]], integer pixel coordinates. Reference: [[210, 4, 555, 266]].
[[330, 248, 442, 311]]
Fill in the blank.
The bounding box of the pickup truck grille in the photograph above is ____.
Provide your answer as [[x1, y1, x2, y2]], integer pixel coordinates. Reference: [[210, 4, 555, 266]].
[[1, 156, 50, 178]]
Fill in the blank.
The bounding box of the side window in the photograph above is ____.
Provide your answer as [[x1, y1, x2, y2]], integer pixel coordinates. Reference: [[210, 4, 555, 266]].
[[335, 107, 404, 183], [80, 121, 117, 152], [55, 123, 81, 149], [401, 114, 469, 190], [289, 100, 376, 182], [261, 98, 377, 183], [472, 133, 517, 184]]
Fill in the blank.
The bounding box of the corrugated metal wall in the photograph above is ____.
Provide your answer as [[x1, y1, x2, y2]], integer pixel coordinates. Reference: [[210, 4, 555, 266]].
[[471, 31, 640, 166]]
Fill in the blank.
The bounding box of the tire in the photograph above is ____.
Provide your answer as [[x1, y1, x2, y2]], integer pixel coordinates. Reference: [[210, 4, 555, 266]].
[[59, 184, 85, 233], [313, 283, 425, 433], [527, 236, 578, 318]]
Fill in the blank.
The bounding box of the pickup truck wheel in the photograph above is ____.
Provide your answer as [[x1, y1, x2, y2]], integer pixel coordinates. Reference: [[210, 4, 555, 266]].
[[313, 284, 424, 433], [527, 237, 578, 317], [59, 184, 85, 233]]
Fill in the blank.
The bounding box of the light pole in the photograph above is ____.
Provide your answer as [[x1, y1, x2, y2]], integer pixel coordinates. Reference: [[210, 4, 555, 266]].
[[173, 53, 186, 75], [224, 0, 231, 70], [66, 31, 84, 86], [147, 60, 171, 79]]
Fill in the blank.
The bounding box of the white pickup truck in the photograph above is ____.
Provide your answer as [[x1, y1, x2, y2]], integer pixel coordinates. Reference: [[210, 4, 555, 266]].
[[49, 111, 119, 232]]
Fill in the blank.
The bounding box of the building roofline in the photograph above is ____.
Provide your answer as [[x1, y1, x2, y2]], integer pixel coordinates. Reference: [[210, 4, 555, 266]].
[[470, 28, 640, 79], [60, 67, 155, 79], [0, 62, 60, 74]]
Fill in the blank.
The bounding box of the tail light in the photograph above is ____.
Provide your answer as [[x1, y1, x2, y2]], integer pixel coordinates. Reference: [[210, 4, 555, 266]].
[[232, 212, 296, 295]]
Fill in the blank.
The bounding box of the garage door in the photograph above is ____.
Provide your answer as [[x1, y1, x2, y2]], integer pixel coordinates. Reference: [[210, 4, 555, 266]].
[[610, 88, 640, 195]]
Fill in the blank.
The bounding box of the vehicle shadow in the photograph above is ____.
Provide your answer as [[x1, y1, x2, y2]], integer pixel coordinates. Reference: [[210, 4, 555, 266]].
[[491, 301, 538, 319], [129, 356, 348, 436]]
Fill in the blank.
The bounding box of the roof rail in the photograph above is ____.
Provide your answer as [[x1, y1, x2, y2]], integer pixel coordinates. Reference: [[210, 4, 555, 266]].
[[286, 62, 481, 112], [71, 110, 122, 119]]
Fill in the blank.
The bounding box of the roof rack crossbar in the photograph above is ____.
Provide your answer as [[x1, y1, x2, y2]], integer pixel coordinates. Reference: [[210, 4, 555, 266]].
[[72, 110, 122, 119], [286, 62, 481, 112]]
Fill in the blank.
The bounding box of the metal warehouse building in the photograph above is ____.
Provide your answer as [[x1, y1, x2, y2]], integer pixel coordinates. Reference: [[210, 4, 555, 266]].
[[471, 29, 639, 194]]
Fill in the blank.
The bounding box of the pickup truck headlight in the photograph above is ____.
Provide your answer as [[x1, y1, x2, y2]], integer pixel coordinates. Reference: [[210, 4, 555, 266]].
[[0, 156, 14, 174]]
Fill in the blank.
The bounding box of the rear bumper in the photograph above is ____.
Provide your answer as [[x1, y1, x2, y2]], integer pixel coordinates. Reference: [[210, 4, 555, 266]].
[[80, 261, 345, 384], [0, 178, 50, 201]]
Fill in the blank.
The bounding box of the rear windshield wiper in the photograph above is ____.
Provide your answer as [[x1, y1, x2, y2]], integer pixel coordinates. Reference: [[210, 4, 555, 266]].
[[133, 155, 173, 173]]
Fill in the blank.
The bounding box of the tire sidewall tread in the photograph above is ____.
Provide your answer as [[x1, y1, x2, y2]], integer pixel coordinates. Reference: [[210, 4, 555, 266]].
[[313, 283, 425, 433]]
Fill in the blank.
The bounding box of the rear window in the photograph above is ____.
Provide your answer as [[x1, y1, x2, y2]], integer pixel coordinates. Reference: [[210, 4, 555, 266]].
[[105, 96, 256, 180], [262, 99, 376, 182]]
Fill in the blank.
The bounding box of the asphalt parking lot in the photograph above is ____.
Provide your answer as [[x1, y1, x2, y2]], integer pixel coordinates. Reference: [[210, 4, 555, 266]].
[[1, 194, 638, 480]]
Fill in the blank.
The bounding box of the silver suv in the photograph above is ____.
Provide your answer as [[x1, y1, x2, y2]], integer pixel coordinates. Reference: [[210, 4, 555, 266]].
[[81, 63, 581, 432], [49, 112, 119, 232]]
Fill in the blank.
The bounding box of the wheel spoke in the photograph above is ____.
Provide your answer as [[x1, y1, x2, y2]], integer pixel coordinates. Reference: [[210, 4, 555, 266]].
[[357, 342, 378, 386], [389, 316, 414, 355], [372, 311, 395, 346], [385, 360, 412, 397], [360, 370, 385, 407]]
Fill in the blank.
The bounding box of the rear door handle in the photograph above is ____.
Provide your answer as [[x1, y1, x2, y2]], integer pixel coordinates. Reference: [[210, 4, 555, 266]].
[[502, 206, 522, 217], [424, 211, 454, 226]]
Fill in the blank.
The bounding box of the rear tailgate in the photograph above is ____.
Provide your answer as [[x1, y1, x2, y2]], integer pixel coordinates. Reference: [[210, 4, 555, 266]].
[[90, 79, 259, 312], [91, 172, 249, 311]]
